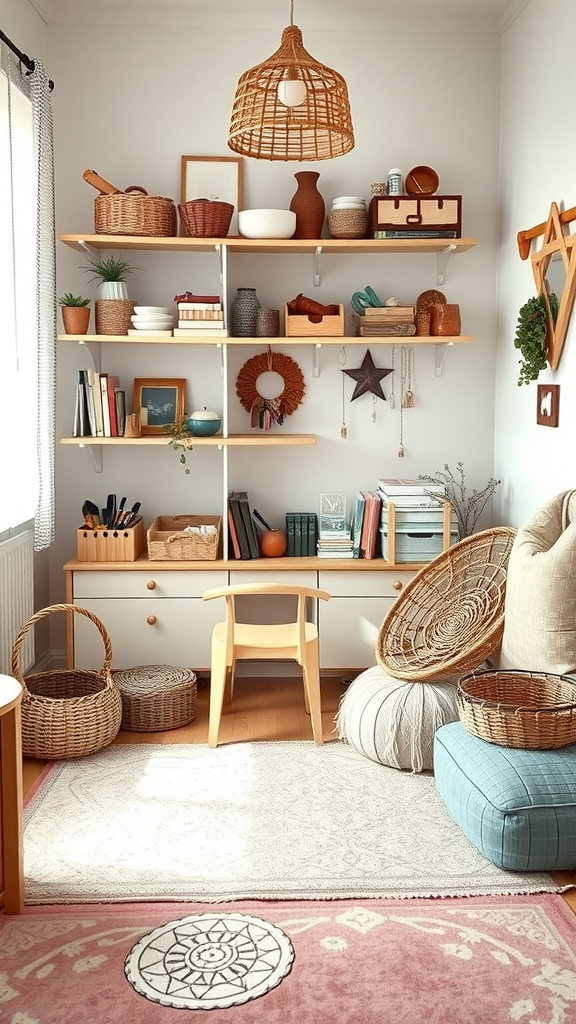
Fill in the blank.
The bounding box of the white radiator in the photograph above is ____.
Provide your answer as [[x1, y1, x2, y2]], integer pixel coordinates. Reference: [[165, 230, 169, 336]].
[[0, 531, 35, 676]]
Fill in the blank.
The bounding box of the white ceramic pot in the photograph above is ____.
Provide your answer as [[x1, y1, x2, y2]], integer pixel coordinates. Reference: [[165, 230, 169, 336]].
[[97, 281, 128, 300], [238, 209, 296, 239]]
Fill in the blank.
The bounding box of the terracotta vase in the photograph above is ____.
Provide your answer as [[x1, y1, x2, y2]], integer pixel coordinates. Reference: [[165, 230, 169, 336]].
[[61, 306, 91, 335], [289, 171, 325, 240]]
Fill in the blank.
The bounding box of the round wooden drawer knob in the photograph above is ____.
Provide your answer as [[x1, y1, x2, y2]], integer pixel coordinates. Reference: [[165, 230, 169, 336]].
[[146, 580, 157, 590], [392, 580, 403, 591], [146, 615, 157, 625]]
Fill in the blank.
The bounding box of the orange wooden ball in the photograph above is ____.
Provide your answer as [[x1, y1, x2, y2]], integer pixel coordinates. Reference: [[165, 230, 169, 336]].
[[260, 529, 288, 558]]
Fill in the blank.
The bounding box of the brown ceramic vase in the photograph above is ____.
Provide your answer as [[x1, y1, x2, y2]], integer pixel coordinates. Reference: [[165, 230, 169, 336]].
[[289, 171, 326, 239]]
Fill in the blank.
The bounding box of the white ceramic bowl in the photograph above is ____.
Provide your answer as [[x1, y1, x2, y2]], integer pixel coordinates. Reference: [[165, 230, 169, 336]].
[[131, 318, 174, 331], [131, 313, 173, 323], [133, 306, 172, 316], [238, 209, 296, 239]]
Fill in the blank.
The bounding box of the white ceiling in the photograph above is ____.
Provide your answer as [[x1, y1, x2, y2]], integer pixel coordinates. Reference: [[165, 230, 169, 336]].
[[30, 0, 528, 33]]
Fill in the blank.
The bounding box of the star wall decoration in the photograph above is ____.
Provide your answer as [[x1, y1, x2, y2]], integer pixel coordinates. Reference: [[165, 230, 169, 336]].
[[342, 349, 393, 402]]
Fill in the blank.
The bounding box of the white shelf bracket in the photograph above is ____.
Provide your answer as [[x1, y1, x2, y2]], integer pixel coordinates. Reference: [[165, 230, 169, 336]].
[[79, 444, 103, 472], [78, 339, 101, 372], [312, 343, 322, 377], [76, 238, 99, 258], [314, 246, 322, 287], [214, 243, 223, 284], [434, 342, 454, 377], [436, 244, 457, 286]]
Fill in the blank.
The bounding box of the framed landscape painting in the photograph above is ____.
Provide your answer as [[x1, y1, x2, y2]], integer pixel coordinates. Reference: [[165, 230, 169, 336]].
[[133, 377, 186, 435]]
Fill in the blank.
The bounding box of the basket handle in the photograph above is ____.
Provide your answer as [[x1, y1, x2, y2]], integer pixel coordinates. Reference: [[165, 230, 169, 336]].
[[11, 603, 113, 690], [124, 185, 148, 196]]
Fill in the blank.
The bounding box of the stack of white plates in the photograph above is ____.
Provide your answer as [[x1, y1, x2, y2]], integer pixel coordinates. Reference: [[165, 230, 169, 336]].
[[331, 195, 367, 210], [128, 305, 174, 336]]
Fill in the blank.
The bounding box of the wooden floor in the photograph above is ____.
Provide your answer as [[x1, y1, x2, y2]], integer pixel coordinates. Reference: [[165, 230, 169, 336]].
[[21, 673, 576, 913]]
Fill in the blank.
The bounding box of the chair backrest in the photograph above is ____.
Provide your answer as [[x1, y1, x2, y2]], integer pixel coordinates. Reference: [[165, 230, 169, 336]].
[[203, 582, 331, 664]]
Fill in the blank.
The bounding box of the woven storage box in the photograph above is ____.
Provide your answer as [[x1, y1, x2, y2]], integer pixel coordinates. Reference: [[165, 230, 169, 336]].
[[113, 664, 197, 732], [179, 199, 234, 238], [457, 669, 576, 750], [327, 209, 368, 239], [11, 603, 122, 760], [285, 303, 345, 337], [94, 187, 177, 237], [77, 517, 145, 562], [147, 515, 221, 561]]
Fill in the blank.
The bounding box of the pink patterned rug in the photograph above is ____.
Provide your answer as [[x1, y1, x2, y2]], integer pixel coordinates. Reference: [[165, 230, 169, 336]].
[[2, 894, 576, 1022]]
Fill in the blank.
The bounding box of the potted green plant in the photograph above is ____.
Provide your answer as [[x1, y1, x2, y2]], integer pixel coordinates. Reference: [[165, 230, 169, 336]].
[[58, 293, 91, 335], [81, 254, 139, 300], [513, 294, 552, 386], [163, 417, 194, 474]]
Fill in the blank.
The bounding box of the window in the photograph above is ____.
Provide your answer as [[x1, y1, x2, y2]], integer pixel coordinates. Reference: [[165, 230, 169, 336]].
[[0, 65, 38, 535]]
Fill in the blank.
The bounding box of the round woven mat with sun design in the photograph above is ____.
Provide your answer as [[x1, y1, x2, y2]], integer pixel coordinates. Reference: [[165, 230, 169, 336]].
[[125, 912, 294, 1010], [236, 348, 305, 429]]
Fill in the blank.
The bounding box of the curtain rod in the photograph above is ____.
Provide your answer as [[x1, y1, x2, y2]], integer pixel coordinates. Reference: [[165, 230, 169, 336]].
[[0, 26, 54, 90]]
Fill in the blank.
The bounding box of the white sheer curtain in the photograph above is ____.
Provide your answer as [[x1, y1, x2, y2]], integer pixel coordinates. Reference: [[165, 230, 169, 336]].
[[0, 43, 55, 550]]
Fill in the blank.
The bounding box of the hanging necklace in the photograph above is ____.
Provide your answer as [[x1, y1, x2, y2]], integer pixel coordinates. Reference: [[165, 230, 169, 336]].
[[338, 346, 347, 438], [389, 347, 396, 409], [401, 346, 414, 407]]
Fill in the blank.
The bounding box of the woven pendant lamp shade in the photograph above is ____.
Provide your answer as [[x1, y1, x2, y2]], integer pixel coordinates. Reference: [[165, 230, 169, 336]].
[[228, 24, 354, 162]]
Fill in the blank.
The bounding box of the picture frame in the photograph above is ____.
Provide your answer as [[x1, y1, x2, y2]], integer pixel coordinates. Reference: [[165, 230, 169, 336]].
[[133, 378, 186, 436], [536, 383, 560, 427], [180, 155, 243, 236]]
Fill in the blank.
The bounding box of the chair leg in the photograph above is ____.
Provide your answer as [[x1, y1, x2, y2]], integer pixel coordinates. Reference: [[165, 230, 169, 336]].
[[302, 640, 323, 745], [208, 640, 229, 748]]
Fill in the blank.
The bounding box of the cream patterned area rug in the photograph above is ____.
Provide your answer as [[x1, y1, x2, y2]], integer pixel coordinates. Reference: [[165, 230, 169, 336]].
[[23, 741, 562, 904]]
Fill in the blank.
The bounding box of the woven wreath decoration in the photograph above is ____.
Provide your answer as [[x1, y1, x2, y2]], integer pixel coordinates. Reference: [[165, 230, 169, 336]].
[[236, 348, 305, 429]]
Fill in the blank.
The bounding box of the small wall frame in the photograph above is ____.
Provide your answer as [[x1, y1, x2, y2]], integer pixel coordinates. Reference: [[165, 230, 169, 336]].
[[536, 383, 560, 427]]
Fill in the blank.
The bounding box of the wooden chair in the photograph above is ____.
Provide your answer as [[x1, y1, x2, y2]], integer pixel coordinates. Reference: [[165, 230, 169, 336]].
[[202, 582, 331, 747]]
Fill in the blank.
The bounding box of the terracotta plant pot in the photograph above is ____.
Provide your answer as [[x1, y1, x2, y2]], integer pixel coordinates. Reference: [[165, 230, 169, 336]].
[[61, 306, 91, 335]]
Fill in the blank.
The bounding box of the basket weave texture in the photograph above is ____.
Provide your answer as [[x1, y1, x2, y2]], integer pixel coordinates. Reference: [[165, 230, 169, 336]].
[[147, 515, 222, 561], [94, 187, 177, 236], [95, 299, 135, 335], [376, 527, 517, 682], [457, 669, 576, 749], [113, 664, 197, 732], [11, 604, 122, 759], [179, 199, 234, 238]]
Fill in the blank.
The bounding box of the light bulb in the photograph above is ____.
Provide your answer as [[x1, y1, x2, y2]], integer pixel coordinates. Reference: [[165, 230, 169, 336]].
[[277, 78, 307, 107]]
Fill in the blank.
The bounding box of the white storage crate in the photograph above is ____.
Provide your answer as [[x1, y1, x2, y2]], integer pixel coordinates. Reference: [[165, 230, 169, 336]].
[[380, 527, 459, 563]]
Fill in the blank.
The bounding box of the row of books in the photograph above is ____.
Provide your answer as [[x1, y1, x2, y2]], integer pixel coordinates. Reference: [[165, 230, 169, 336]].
[[73, 369, 126, 438], [351, 492, 381, 559], [285, 513, 318, 556], [228, 491, 260, 559]]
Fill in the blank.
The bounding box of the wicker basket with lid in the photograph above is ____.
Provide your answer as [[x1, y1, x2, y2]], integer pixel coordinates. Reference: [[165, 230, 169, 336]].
[[113, 664, 197, 732]]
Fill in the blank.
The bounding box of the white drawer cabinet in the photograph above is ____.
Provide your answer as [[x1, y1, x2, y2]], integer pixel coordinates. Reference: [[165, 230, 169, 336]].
[[70, 570, 227, 670], [318, 569, 414, 670]]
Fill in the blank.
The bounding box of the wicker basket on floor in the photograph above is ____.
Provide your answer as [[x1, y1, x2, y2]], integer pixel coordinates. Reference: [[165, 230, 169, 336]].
[[11, 603, 122, 759], [376, 526, 517, 681], [458, 669, 576, 749], [112, 664, 197, 732]]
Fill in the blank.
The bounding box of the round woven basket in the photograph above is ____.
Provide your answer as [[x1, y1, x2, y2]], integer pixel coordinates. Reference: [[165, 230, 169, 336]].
[[327, 208, 368, 239], [112, 664, 197, 732], [376, 527, 517, 682], [457, 669, 576, 749], [94, 187, 177, 236], [178, 199, 234, 238], [11, 604, 122, 759]]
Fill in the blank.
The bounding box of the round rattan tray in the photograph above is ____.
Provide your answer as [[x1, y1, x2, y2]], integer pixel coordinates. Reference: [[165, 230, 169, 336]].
[[457, 669, 576, 749], [376, 527, 517, 682]]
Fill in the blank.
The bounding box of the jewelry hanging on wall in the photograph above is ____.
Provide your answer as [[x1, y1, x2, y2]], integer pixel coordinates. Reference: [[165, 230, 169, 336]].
[[372, 395, 377, 423], [338, 346, 347, 438], [397, 400, 405, 458], [388, 347, 396, 409], [401, 346, 415, 408]]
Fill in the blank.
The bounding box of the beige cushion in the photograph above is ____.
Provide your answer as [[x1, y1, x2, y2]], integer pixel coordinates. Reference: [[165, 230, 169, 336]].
[[500, 490, 576, 673]]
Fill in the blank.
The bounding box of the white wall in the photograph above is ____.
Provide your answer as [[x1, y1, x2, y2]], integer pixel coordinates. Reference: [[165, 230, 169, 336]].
[[46, 16, 502, 619], [495, 0, 576, 525]]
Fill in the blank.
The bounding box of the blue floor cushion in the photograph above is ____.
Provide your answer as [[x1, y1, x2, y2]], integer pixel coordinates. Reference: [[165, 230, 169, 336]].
[[434, 721, 576, 871]]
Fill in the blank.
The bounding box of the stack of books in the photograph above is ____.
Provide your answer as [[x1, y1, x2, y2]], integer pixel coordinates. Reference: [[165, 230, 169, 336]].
[[357, 305, 416, 337], [285, 513, 318, 556], [227, 491, 259, 559], [376, 478, 458, 563], [351, 491, 382, 558], [173, 294, 228, 338], [73, 369, 125, 438]]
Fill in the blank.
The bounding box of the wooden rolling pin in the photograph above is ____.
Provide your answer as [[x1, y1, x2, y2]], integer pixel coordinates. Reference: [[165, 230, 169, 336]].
[[82, 169, 121, 195]]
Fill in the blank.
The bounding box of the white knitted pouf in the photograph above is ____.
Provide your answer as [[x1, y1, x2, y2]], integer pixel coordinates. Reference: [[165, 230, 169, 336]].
[[335, 665, 459, 772]]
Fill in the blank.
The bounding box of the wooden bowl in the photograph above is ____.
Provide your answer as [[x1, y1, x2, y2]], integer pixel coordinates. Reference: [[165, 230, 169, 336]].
[[405, 165, 439, 196]]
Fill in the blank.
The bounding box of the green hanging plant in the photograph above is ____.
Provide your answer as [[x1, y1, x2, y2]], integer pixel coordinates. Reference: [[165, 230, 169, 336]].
[[163, 416, 194, 475], [513, 295, 549, 386]]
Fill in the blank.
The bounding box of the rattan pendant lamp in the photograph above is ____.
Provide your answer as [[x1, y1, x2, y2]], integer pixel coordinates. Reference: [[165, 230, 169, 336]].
[[227, 0, 354, 161]]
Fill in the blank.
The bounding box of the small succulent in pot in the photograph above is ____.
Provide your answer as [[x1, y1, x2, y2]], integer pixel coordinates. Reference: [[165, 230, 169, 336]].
[[58, 293, 91, 334]]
